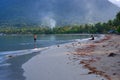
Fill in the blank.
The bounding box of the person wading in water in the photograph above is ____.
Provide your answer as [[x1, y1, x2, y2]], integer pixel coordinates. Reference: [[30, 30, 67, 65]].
[[33, 34, 37, 48], [34, 34, 37, 42]]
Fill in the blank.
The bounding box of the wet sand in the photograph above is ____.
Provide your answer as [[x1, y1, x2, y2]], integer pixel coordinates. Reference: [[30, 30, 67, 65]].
[[0, 52, 38, 80], [22, 35, 107, 80]]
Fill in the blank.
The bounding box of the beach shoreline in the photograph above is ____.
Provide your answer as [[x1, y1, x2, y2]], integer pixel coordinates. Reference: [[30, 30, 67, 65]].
[[22, 34, 111, 80], [72, 34, 120, 80]]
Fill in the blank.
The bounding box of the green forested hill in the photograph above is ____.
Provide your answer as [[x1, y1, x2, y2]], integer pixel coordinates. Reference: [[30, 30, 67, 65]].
[[0, 12, 120, 34]]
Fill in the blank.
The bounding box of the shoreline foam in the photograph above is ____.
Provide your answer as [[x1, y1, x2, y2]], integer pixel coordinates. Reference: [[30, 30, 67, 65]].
[[22, 34, 107, 80]]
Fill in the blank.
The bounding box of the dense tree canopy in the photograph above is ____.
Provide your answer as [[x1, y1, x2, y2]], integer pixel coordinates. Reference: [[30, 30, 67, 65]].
[[0, 12, 120, 34]]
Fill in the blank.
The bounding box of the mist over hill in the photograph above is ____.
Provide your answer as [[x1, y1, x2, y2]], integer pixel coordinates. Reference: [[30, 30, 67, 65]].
[[0, 0, 120, 27]]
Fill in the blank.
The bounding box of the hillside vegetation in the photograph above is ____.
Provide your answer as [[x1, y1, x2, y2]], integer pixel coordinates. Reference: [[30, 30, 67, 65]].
[[0, 12, 120, 34]]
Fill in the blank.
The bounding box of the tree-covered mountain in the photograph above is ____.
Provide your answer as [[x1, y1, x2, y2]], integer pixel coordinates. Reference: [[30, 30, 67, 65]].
[[0, 0, 120, 27], [0, 11, 120, 34]]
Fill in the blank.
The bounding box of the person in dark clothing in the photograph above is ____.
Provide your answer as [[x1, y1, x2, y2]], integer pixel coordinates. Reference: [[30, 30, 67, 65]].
[[34, 34, 37, 42], [90, 35, 94, 40], [33, 34, 37, 48]]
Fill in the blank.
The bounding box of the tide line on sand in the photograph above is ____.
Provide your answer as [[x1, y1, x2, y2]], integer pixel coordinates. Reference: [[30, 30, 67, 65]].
[[22, 34, 108, 80]]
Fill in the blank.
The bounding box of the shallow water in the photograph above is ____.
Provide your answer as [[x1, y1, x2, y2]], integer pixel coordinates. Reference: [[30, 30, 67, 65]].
[[0, 34, 89, 51], [0, 34, 90, 64], [0, 34, 90, 80], [0, 53, 38, 80]]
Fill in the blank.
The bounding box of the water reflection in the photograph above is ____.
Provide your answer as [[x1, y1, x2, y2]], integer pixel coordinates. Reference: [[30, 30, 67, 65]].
[[0, 34, 90, 51], [34, 41, 37, 48]]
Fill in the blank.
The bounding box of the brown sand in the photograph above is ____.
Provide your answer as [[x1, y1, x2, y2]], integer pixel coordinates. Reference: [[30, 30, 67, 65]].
[[72, 35, 120, 80]]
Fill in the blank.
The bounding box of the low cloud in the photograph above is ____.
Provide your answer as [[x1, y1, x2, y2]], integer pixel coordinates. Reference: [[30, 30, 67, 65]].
[[108, 0, 120, 7], [41, 16, 56, 28]]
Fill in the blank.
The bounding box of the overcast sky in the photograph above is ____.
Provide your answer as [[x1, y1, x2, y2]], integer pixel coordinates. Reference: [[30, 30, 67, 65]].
[[0, 0, 120, 27], [108, 0, 120, 7]]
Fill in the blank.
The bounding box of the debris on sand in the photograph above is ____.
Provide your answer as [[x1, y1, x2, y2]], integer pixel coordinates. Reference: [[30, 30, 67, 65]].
[[108, 53, 117, 57]]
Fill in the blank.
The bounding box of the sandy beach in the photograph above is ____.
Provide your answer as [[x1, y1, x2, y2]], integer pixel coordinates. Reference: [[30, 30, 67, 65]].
[[73, 34, 120, 80], [22, 34, 120, 80]]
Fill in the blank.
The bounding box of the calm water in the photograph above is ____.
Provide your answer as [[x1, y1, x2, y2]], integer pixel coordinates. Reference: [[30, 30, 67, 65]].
[[0, 34, 90, 80], [0, 34, 90, 51]]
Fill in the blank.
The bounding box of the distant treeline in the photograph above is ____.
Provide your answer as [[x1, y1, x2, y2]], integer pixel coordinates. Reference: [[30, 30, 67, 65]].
[[0, 12, 120, 34]]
